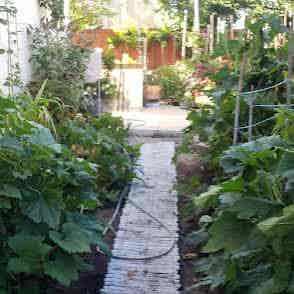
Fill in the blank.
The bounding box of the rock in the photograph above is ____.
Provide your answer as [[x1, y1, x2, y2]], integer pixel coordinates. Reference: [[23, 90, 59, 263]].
[[191, 137, 210, 155], [176, 153, 203, 182]]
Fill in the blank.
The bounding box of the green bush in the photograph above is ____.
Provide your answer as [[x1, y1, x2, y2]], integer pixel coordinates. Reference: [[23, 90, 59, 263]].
[[0, 87, 138, 291], [30, 29, 90, 111], [192, 111, 294, 293], [0, 96, 108, 292], [159, 64, 186, 104], [58, 113, 139, 202]]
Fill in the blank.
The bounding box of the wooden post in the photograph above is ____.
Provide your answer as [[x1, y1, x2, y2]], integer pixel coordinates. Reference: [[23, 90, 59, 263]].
[[229, 15, 234, 40], [143, 37, 148, 70], [206, 24, 210, 54], [161, 45, 165, 66], [287, 12, 293, 105], [248, 86, 255, 141], [192, 0, 200, 56], [233, 56, 246, 144], [209, 14, 216, 53], [172, 36, 177, 64], [193, 0, 200, 33], [181, 9, 188, 59]]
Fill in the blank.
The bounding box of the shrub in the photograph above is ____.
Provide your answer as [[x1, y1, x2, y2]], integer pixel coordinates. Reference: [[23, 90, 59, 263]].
[[159, 64, 186, 104], [0, 96, 108, 292], [30, 29, 90, 111]]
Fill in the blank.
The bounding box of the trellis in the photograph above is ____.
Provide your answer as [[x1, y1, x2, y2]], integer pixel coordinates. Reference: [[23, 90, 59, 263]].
[[0, 0, 20, 95], [233, 10, 294, 144]]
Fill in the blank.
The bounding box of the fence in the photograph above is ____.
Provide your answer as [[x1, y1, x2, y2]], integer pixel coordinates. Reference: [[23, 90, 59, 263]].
[[73, 28, 182, 70], [233, 79, 293, 144]]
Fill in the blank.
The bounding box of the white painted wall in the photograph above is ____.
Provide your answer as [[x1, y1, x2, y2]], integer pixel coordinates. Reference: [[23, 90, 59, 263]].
[[111, 67, 144, 109], [0, 0, 41, 92]]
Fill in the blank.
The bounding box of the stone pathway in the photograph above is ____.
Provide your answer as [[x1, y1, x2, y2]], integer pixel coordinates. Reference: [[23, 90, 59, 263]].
[[113, 105, 189, 137], [102, 142, 180, 294]]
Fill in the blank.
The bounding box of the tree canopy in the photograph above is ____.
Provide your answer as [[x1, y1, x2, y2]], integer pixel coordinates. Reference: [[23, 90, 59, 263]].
[[159, 0, 289, 30]]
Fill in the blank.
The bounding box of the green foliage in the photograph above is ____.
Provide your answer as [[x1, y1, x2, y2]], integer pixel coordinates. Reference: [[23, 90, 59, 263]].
[[182, 13, 288, 176], [191, 112, 294, 293], [145, 27, 173, 47], [108, 27, 141, 49], [30, 29, 90, 111], [70, 0, 112, 30], [0, 96, 108, 291], [177, 8, 294, 293], [159, 0, 285, 31], [158, 62, 193, 104], [0, 90, 137, 291], [102, 48, 116, 71], [100, 75, 119, 100], [58, 113, 138, 202]]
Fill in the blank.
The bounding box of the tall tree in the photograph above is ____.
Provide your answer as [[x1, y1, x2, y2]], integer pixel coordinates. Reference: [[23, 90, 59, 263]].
[[70, 0, 113, 30]]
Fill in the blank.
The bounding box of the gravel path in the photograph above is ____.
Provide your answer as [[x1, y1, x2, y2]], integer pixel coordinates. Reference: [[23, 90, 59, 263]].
[[102, 142, 180, 294]]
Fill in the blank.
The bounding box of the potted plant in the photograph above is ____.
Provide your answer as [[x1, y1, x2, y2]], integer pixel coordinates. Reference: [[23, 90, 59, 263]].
[[143, 70, 162, 104]]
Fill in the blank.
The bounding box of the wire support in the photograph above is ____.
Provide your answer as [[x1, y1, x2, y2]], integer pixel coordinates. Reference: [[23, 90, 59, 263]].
[[239, 80, 290, 96], [236, 116, 276, 130]]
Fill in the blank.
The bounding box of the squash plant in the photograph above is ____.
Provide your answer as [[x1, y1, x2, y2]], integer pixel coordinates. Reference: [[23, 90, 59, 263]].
[[0, 96, 110, 292], [182, 13, 288, 178], [192, 110, 294, 293], [0, 89, 138, 292]]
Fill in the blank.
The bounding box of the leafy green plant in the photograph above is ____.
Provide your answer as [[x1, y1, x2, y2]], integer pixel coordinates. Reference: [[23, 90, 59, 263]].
[[70, 0, 112, 30], [102, 48, 116, 72], [145, 27, 172, 47], [100, 76, 119, 100], [58, 113, 139, 202], [159, 63, 190, 104], [30, 28, 90, 111], [0, 96, 108, 292], [180, 12, 288, 178], [189, 110, 294, 294], [108, 27, 141, 50]]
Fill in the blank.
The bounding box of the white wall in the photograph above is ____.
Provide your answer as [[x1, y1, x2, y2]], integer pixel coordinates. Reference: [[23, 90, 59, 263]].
[[0, 0, 41, 93], [111, 67, 144, 110]]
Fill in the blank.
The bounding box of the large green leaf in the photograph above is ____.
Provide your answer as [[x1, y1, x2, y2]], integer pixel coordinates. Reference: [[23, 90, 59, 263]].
[[49, 223, 92, 253], [202, 212, 252, 253], [221, 135, 283, 173], [23, 197, 61, 229], [7, 257, 40, 274], [0, 184, 22, 199], [8, 234, 52, 258], [44, 252, 92, 286], [194, 185, 222, 210], [8, 234, 52, 274], [278, 152, 294, 192], [230, 197, 282, 221], [258, 205, 294, 237], [27, 122, 61, 153]]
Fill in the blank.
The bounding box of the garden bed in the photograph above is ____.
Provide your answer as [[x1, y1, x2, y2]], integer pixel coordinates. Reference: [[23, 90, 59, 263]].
[[51, 202, 125, 294], [178, 183, 222, 294]]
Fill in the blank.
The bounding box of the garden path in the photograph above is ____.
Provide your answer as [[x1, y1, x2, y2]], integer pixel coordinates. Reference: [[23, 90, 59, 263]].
[[102, 140, 180, 293], [113, 105, 189, 138]]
